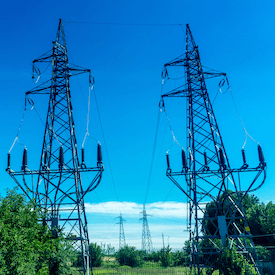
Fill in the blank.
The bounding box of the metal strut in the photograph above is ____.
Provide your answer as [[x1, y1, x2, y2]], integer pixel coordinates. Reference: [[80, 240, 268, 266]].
[[161, 24, 266, 274], [6, 19, 104, 275]]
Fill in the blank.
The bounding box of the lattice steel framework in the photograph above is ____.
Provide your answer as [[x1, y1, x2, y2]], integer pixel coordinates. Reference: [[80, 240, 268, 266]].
[[6, 19, 104, 275], [117, 214, 126, 250], [161, 24, 266, 274], [140, 204, 153, 252]]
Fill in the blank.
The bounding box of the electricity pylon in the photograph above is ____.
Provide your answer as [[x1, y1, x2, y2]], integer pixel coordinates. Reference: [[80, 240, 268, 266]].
[[140, 204, 153, 252], [161, 24, 266, 274], [6, 19, 104, 275], [116, 214, 126, 250]]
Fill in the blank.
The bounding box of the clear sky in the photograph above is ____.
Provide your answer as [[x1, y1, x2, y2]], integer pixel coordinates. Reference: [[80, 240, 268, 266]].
[[1, 0, 275, 250]]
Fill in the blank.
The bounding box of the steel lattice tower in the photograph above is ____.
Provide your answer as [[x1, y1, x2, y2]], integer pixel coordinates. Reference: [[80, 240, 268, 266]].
[[140, 204, 153, 252], [116, 214, 126, 250], [161, 24, 266, 274], [6, 19, 104, 275]]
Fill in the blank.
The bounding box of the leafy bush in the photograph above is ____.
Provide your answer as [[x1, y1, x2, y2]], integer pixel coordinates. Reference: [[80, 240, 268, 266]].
[[210, 248, 257, 275], [115, 246, 142, 267]]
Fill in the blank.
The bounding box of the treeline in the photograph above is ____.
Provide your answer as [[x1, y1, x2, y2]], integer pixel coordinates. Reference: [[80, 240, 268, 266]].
[[90, 242, 190, 268]]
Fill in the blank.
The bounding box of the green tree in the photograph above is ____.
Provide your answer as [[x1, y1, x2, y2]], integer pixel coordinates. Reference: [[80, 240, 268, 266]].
[[202, 190, 258, 236], [160, 245, 173, 267], [0, 188, 76, 275], [246, 201, 275, 247], [89, 243, 103, 267], [115, 246, 142, 267], [172, 250, 186, 266], [203, 191, 275, 248]]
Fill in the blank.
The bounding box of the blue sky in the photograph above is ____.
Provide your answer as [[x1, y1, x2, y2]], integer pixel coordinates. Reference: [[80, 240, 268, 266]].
[[1, 0, 275, 249]]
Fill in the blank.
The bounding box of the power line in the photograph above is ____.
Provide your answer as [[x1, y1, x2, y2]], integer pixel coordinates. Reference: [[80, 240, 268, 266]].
[[144, 108, 161, 204], [93, 86, 120, 204], [64, 21, 184, 26]]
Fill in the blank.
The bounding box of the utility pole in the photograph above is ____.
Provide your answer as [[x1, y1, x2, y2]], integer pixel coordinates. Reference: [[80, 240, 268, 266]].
[[6, 19, 104, 275], [161, 24, 266, 274], [116, 213, 126, 250], [140, 204, 153, 252]]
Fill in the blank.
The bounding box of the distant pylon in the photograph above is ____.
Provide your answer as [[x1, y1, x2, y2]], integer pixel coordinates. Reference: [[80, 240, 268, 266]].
[[140, 204, 153, 252], [116, 213, 126, 250]]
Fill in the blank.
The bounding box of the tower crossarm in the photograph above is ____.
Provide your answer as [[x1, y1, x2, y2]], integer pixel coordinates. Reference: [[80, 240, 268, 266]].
[[33, 49, 53, 63], [26, 80, 52, 95]]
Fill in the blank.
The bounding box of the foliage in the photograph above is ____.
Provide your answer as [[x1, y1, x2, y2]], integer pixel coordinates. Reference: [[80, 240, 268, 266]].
[[200, 191, 275, 274], [203, 191, 275, 246], [246, 201, 275, 247], [159, 245, 173, 267], [202, 190, 255, 236], [101, 243, 116, 256], [171, 251, 184, 266], [143, 251, 161, 262], [0, 188, 77, 275], [89, 243, 103, 267], [208, 248, 257, 275], [115, 246, 143, 267]]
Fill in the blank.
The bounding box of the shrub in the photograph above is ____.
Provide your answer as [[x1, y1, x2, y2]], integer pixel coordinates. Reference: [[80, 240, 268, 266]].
[[115, 246, 142, 267]]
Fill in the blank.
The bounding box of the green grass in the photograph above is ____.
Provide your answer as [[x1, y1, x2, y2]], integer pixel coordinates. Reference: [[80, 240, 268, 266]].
[[92, 266, 188, 275], [92, 265, 221, 275]]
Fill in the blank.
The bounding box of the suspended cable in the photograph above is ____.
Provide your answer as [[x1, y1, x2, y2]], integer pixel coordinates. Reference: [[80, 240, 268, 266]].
[[82, 78, 100, 148], [212, 76, 258, 148], [100, 222, 117, 241], [229, 88, 259, 148], [144, 76, 173, 205], [82, 82, 92, 148], [144, 107, 161, 205], [85, 192, 112, 223], [63, 20, 184, 26], [8, 96, 35, 152], [93, 86, 120, 204], [164, 108, 184, 153], [150, 184, 175, 217], [65, 38, 100, 148]]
